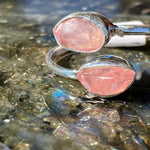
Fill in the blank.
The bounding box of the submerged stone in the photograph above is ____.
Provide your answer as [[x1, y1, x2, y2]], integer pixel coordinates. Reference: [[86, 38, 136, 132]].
[[77, 65, 136, 97], [53, 18, 105, 52]]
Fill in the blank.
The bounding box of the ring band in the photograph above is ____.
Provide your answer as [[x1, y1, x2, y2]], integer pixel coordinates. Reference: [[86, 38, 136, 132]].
[[46, 46, 78, 79]]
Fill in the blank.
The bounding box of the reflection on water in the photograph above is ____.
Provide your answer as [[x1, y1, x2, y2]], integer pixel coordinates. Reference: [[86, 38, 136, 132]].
[[0, 0, 150, 150]]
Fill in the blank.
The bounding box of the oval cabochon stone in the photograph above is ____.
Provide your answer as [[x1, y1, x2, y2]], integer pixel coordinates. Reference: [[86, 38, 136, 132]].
[[53, 18, 105, 52]]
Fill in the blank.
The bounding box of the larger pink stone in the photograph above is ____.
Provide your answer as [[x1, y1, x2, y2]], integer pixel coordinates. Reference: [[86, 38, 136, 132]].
[[77, 66, 136, 97], [53, 18, 105, 52]]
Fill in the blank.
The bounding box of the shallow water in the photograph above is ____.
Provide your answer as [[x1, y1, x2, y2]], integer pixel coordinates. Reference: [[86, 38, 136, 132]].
[[0, 0, 150, 149]]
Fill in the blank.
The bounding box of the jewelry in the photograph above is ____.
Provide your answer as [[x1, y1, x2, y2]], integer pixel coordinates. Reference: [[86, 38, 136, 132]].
[[45, 11, 150, 97], [46, 46, 136, 98], [53, 12, 150, 53]]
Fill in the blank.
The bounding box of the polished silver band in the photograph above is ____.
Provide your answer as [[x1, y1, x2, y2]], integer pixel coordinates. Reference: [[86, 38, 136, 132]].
[[46, 46, 78, 79]]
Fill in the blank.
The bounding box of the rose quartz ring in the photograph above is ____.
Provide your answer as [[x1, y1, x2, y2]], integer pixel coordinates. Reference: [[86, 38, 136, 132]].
[[46, 47, 136, 98], [46, 12, 141, 97]]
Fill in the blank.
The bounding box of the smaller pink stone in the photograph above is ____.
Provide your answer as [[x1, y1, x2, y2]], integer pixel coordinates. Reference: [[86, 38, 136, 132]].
[[77, 66, 136, 97], [53, 18, 105, 52]]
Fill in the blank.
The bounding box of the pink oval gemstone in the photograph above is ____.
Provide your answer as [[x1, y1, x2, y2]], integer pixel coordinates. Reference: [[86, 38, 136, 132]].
[[77, 66, 136, 97], [53, 18, 105, 52]]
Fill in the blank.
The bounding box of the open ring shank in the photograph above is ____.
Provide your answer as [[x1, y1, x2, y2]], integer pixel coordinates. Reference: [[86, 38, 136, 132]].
[[46, 46, 78, 79]]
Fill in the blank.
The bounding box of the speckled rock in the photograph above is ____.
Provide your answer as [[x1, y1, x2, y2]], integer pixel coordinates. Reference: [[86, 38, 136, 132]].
[[0, 0, 150, 150]]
